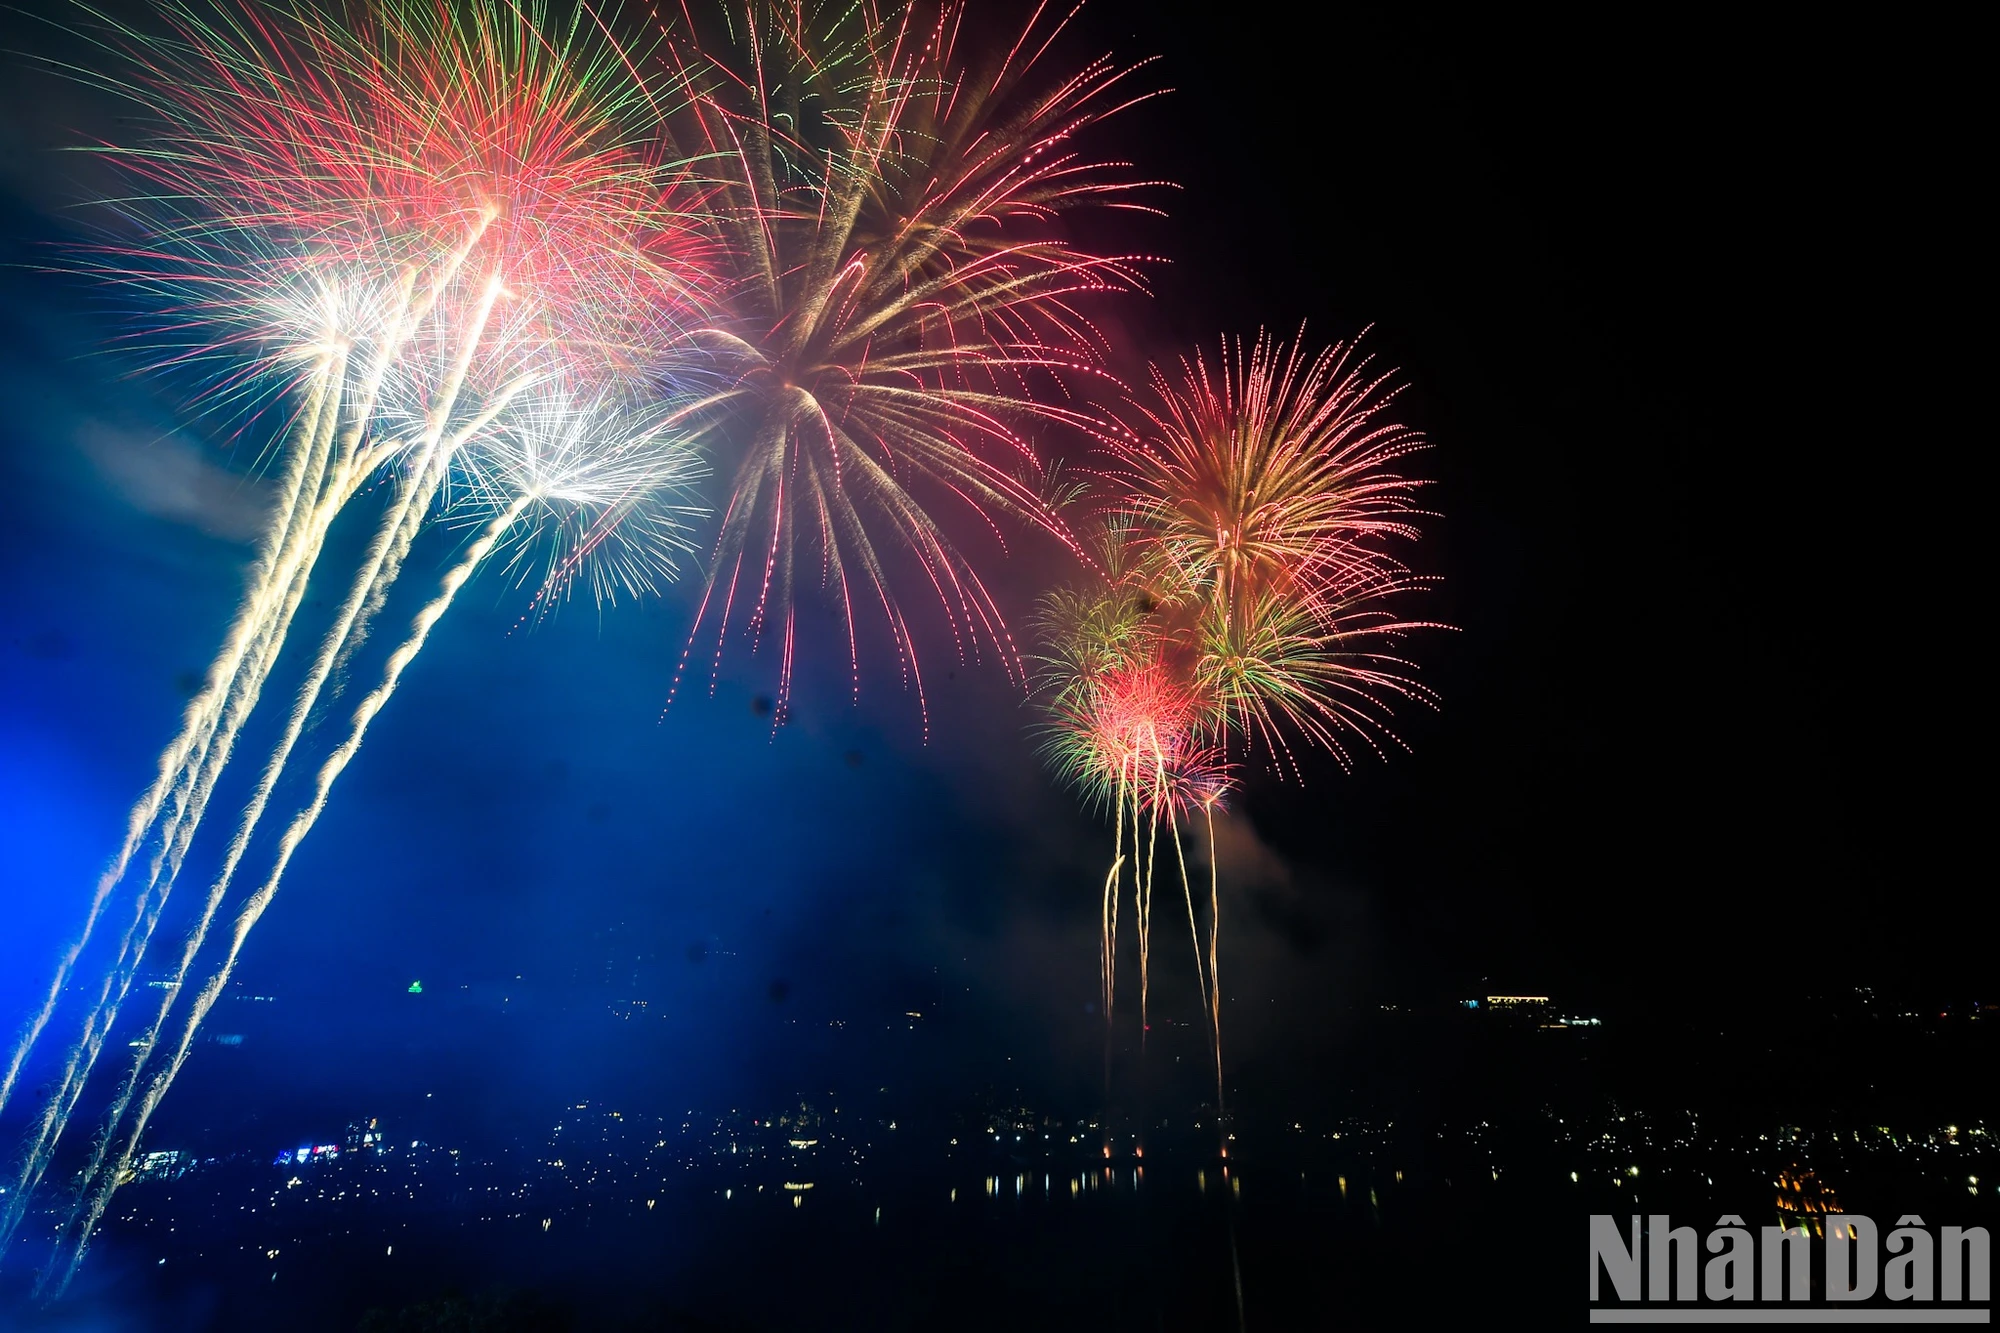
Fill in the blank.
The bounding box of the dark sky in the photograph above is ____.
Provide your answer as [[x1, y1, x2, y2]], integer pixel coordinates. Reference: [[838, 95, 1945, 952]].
[[0, 2, 1985, 1148]]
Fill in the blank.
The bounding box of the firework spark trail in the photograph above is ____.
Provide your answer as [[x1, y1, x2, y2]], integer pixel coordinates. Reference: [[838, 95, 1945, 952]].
[[12, 255, 443, 1164], [1138, 740, 1158, 1046], [52, 387, 704, 1289], [0, 354, 344, 1250], [1204, 799, 1223, 1113], [44, 279, 520, 1249], [19, 0, 695, 1083], [10, 248, 497, 1253], [24, 416, 364, 1244], [111, 350, 349, 963], [1167, 796, 1211, 1067], [42, 491, 536, 1295], [0, 358, 338, 1126], [1, 64, 505, 1198], [54, 431, 448, 1222], [141, 356, 346, 903], [319, 237, 503, 687], [0, 365, 348, 1255], [1111, 764, 1127, 1017], [1099, 851, 1123, 1072], [11, 0, 709, 1286]]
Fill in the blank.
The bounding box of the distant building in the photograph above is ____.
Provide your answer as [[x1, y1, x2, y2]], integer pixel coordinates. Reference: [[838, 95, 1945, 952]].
[[1467, 995, 1559, 1026], [1773, 1164, 1843, 1238], [130, 1149, 189, 1183]]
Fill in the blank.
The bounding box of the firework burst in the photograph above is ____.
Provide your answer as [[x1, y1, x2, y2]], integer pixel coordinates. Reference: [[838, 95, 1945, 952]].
[[1036, 330, 1446, 1126], [657, 0, 1163, 731]]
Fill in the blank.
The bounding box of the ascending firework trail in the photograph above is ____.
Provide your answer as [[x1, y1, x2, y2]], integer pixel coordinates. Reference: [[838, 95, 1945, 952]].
[[44, 396, 702, 1294], [27, 258, 519, 1266], [1, 0, 706, 1273], [0, 240, 494, 1250], [0, 348, 340, 1124], [0, 352, 344, 1250]]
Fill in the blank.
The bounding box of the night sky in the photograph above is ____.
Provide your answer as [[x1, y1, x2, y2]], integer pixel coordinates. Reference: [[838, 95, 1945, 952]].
[[0, 0, 1985, 1160]]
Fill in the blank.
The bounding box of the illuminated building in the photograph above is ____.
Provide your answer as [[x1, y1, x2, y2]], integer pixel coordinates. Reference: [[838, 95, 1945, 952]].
[[129, 1150, 188, 1183], [1468, 994, 1560, 1027], [1773, 1164, 1842, 1238]]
